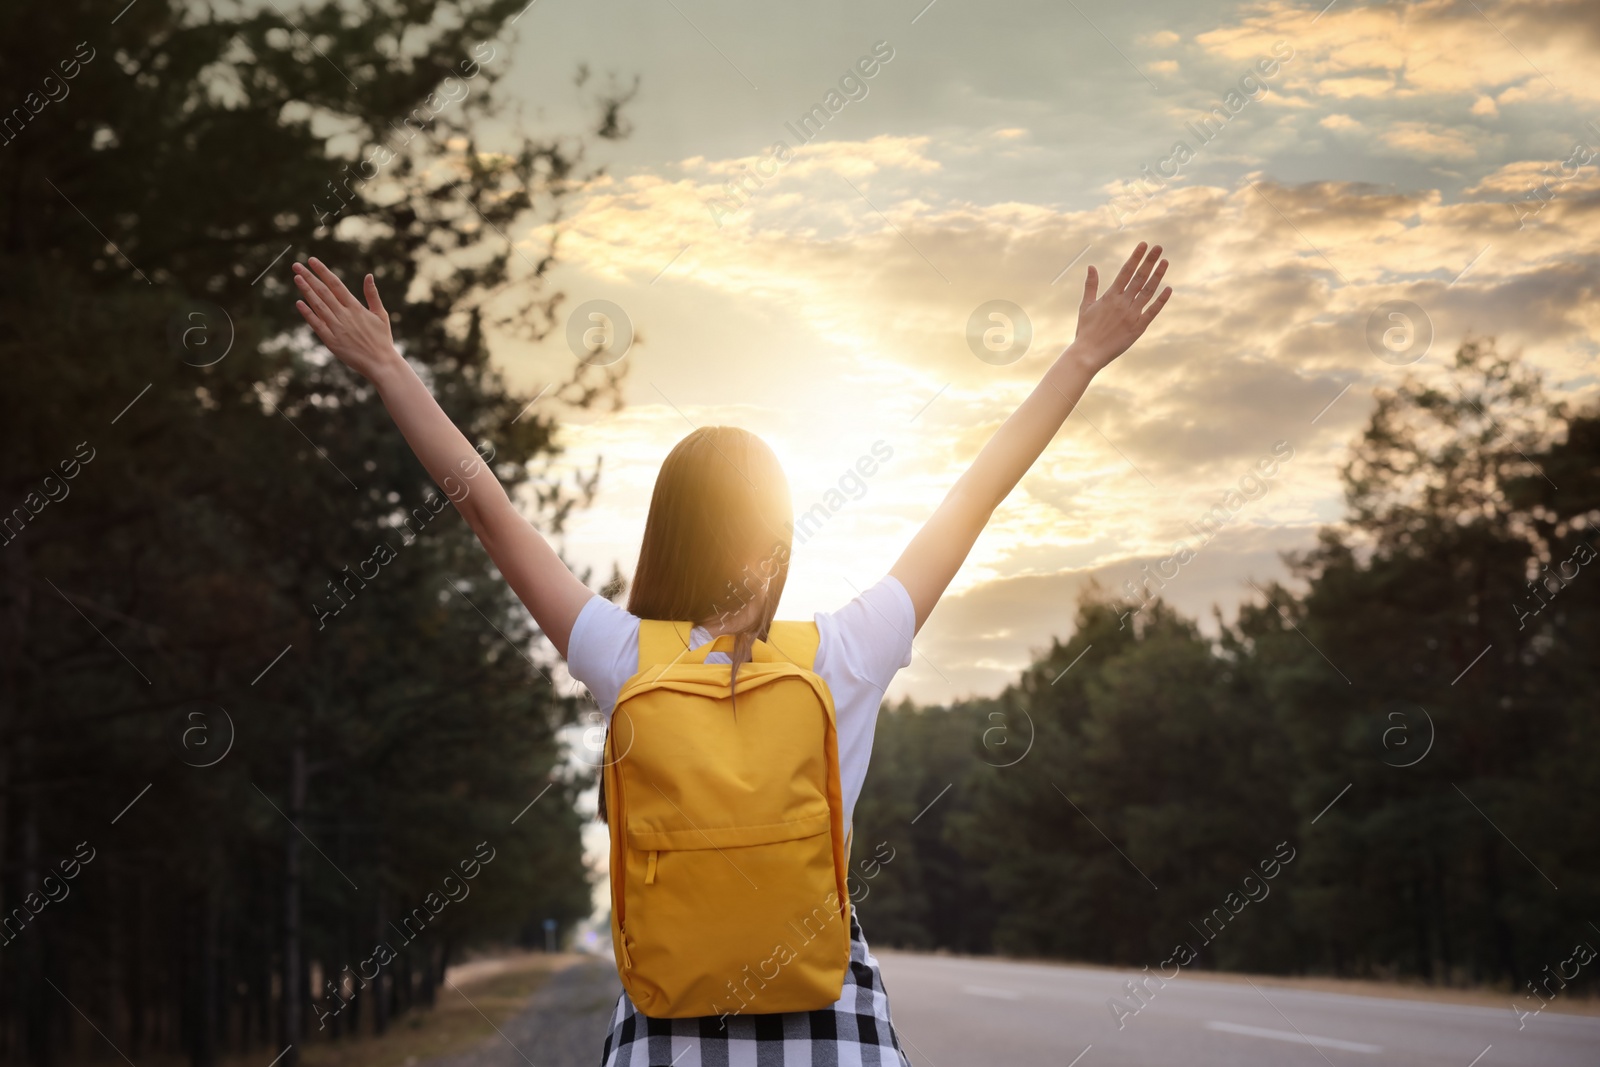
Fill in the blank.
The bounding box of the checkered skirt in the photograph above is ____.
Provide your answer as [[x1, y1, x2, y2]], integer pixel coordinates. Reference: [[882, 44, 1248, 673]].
[[598, 910, 912, 1066]]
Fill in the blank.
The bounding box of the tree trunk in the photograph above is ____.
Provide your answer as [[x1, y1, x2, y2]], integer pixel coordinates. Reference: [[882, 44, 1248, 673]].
[[1484, 838, 1517, 986], [371, 890, 389, 1036], [0, 535, 26, 1066], [129, 872, 147, 1060], [20, 776, 51, 1067], [278, 731, 307, 1067], [193, 879, 220, 1067], [343, 925, 361, 1037], [258, 939, 273, 1056]]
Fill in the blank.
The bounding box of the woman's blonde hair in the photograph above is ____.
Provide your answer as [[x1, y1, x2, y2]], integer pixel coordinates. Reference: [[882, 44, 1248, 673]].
[[599, 426, 793, 822], [626, 425, 794, 678]]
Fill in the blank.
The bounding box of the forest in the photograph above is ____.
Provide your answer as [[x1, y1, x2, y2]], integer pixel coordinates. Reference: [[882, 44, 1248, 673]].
[[852, 338, 1600, 999], [1, 1, 625, 1064]]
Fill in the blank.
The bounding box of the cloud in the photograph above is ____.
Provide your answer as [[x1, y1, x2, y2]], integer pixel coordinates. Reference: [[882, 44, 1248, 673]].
[[545, 133, 1595, 662], [515, 0, 1600, 703], [1378, 121, 1481, 160]]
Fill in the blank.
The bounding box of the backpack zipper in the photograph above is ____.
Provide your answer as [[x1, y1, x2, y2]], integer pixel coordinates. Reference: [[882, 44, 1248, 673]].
[[619, 923, 633, 969]]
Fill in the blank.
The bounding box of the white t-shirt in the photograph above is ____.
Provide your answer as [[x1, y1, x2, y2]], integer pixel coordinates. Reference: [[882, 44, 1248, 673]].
[[566, 574, 916, 829]]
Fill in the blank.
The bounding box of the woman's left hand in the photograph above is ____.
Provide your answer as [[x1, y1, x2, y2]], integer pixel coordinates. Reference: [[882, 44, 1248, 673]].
[[292, 258, 402, 382]]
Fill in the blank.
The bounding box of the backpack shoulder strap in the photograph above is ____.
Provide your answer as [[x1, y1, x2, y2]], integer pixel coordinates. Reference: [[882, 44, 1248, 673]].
[[762, 620, 820, 670], [635, 619, 820, 673], [637, 619, 692, 673]]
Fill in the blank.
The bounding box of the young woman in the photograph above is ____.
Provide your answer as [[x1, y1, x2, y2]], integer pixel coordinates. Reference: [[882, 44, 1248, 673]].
[[290, 241, 1172, 1065]]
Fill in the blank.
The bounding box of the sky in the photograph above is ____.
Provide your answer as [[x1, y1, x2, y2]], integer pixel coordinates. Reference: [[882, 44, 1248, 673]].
[[468, 0, 1600, 708]]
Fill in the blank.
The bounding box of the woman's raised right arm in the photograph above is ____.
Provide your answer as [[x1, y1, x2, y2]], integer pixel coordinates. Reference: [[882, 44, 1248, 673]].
[[890, 242, 1172, 634], [292, 258, 594, 660]]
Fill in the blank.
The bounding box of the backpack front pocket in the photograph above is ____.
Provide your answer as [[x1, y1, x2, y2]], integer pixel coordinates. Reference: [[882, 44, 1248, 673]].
[[620, 809, 850, 1018]]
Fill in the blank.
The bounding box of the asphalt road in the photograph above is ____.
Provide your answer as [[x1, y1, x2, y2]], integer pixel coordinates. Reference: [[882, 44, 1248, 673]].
[[874, 951, 1600, 1067]]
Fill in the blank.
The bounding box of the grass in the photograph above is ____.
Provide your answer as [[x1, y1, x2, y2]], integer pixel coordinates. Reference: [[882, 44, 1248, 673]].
[[286, 954, 562, 1067], [90, 952, 577, 1067]]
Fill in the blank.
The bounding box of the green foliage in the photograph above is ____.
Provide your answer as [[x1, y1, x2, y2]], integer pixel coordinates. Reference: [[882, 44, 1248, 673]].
[[856, 339, 1600, 990]]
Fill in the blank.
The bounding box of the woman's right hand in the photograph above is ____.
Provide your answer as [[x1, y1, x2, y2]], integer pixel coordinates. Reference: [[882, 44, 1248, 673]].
[[292, 258, 401, 381], [1066, 241, 1172, 375]]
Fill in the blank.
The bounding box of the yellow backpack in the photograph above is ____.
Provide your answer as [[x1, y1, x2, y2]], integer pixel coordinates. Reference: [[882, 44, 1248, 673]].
[[603, 619, 852, 1020]]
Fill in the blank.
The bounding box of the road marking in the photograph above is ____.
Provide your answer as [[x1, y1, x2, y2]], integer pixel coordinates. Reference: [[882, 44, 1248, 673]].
[[961, 984, 1021, 1000], [1205, 1020, 1381, 1054]]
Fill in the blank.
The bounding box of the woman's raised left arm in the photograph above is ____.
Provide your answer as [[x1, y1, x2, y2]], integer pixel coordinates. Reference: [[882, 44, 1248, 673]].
[[292, 258, 594, 659]]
